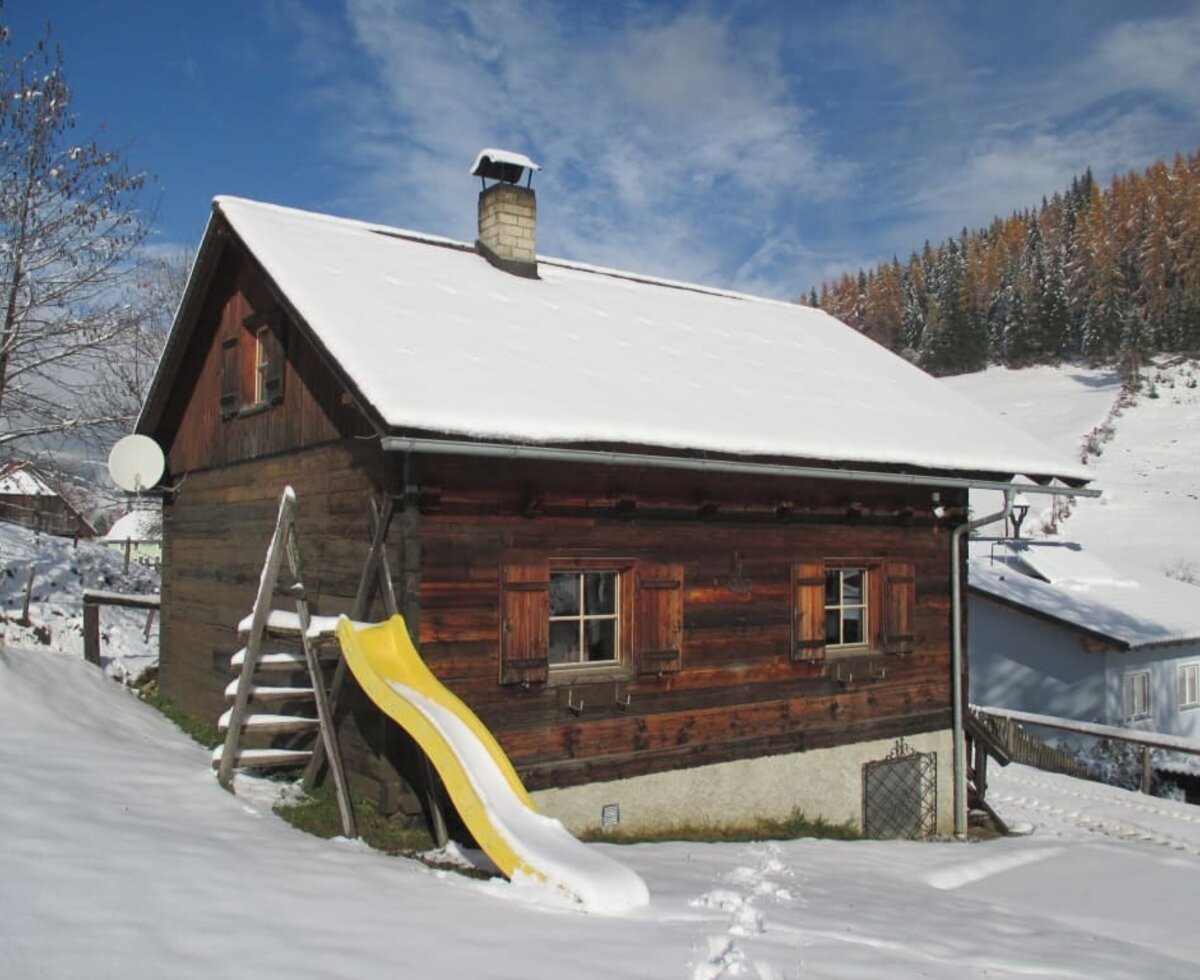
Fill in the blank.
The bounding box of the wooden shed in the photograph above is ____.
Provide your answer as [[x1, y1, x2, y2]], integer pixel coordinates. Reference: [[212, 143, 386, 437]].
[[137, 156, 1089, 837]]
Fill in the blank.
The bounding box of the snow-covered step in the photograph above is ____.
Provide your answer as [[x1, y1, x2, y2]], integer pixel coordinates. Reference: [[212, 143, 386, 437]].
[[236, 610, 343, 640], [229, 647, 337, 671], [217, 710, 320, 735], [224, 678, 316, 702], [210, 745, 313, 770]]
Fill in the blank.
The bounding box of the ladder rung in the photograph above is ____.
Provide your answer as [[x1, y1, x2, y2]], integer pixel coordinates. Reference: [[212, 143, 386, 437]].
[[211, 746, 313, 770], [230, 648, 337, 670], [218, 710, 320, 734], [224, 679, 316, 702]]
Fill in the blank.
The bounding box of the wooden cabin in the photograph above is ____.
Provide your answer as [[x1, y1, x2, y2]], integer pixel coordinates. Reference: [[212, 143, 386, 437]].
[[138, 151, 1088, 837], [0, 460, 95, 539]]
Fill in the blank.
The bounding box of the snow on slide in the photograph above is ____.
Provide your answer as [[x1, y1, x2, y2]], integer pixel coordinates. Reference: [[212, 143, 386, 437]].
[[335, 615, 650, 914]]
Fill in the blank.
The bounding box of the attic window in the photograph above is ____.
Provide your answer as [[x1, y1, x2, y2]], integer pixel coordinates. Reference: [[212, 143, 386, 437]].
[[221, 309, 286, 417]]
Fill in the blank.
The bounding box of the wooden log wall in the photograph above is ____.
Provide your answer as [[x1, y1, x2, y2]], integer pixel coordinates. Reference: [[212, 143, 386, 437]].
[[412, 454, 966, 792]]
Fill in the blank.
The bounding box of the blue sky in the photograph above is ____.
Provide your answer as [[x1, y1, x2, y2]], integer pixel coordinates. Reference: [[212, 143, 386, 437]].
[[7, 1, 1200, 298]]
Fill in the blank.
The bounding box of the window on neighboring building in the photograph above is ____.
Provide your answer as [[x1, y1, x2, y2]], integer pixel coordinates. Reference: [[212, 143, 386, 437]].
[[1179, 663, 1199, 710], [1123, 671, 1151, 721], [549, 570, 619, 667], [825, 567, 867, 648]]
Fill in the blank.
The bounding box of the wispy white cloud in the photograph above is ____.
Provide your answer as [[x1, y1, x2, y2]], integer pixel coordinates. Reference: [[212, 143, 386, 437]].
[[285, 0, 849, 294], [278, 1, 1200, 296]]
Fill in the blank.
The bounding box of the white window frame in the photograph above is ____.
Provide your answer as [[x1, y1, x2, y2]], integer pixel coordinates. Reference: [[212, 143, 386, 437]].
[[1178, 663, 1199, 710], [548, 569, 620, 669], [1123, 670, 1151, 721], [824, 567, 869, 649]]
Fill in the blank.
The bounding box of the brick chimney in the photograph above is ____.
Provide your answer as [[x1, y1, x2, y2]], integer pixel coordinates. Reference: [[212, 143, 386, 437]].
[[470, 148, 540, 279]]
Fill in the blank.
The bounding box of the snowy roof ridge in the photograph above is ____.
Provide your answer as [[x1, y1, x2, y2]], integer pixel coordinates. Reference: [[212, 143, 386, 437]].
[[970, 542, 1200, 649], [195, 196, 1091, 484]]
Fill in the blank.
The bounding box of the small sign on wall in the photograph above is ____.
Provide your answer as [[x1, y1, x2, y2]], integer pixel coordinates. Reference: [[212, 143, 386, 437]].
[[601, 803, 620, 827]]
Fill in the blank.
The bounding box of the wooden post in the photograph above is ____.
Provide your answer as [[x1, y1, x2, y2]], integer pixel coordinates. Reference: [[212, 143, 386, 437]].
[[123, 538, 132, 573], [1141, 747, 1153, 795], [20, 566, 35, 626], [83, 600, 101, 666]]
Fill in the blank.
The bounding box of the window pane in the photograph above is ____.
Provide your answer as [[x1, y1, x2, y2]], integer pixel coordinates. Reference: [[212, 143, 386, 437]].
[[842, 607, 863, 645], [843, 570, 864, 603], [549, 621, 580, 665], [549, 572, 580, 617], [825, 571, 839, 604], [825, 609, 840, 645], [584, 572, 615, 615], [583, 619, 616, 662]]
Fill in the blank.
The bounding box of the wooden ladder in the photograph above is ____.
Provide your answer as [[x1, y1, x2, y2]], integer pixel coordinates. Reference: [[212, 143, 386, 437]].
[[212, 487, 357, 838]]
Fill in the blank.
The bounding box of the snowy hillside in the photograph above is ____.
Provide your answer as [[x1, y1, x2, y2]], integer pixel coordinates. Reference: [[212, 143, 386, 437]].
[[943, 358, 1200, 580], [0, 521, 159, 682]]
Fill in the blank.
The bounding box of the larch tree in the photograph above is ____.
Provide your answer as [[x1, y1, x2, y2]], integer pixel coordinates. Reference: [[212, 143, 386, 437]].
[[0, 15, 160, 457]]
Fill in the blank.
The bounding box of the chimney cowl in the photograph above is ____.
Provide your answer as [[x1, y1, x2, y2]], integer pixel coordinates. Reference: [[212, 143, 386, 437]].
[[470, 147, 540, 186], [472, 147, 540, 279]]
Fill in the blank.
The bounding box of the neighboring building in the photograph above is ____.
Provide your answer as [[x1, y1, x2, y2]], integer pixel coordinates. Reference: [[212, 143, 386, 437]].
[[102, 507, 163, 569], [136, 150, 1088, 836], [0, 460, 95, 539], [970, 540, 1200, 778]]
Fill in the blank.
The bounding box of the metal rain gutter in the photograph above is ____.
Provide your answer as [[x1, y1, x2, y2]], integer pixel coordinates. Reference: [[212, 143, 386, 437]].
[[380, 436, 1102, 498], [950, 488, 1015, 840]]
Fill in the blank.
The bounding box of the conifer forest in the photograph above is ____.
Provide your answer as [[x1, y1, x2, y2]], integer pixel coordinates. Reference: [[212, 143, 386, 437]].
[[805, 151, 1200, 377]]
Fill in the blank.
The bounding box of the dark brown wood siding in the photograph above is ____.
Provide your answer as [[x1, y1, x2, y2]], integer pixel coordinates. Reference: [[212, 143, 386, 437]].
[[154, 243, 373, 478], [411, 454, 964, 791]]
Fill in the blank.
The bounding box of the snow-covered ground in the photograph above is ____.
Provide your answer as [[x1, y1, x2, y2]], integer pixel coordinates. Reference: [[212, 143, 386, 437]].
[[0, 521, 159, 682], [3, 646, 1200, 979], [943, 358, 1200, 579]]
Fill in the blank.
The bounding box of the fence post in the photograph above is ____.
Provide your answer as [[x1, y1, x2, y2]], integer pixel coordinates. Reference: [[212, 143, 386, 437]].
[[1141, 747, 1153, 795], [83, 600, 101, 666]]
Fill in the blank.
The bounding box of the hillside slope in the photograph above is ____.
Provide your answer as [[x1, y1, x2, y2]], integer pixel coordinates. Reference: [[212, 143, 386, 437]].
[[0, 520, 159, 680], [943, 358, 1200, 580]]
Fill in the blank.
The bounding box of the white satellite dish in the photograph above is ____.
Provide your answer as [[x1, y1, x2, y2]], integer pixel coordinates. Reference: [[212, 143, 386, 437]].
[[108, 435, 165, 493]]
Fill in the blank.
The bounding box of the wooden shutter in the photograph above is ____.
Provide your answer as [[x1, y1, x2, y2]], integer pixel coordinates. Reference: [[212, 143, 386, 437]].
[[791, 561, 826, 661], [261, 312, 286, 404], [882, 560, 916, 655], [636, 562, 683, 675], [219, 336, 239, 416], [499, 562, 549, 685]]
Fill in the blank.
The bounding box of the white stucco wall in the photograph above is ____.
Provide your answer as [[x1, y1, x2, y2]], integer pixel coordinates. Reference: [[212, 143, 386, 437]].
[[532, 729, 954, 837]]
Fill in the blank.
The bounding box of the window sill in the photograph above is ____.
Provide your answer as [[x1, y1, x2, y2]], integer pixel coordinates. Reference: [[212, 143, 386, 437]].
[[547, 664, 632, 688]]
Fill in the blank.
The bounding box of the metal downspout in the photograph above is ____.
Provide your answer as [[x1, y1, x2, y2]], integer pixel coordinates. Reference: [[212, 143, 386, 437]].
[[950, 487, 1014, 840]]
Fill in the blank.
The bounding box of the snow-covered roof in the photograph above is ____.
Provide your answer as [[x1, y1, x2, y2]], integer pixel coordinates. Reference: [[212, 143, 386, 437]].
[[103, 510, 160, 543], [159, 196, 1090, 484], [0, 462, 58, 497], [970, 541, 1200, 650]]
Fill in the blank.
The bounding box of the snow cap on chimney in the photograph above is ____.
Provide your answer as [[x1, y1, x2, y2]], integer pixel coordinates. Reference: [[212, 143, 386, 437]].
[[471, 148, 540, 279]]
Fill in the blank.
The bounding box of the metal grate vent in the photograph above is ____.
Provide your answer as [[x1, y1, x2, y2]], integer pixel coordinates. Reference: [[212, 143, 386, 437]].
[[862, 738, 937, 840]]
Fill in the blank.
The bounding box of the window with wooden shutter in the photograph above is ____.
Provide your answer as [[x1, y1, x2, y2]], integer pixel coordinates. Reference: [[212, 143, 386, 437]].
[[635, 562, 683, 675], [219, 336, 239, 416], [791, 561, 826, 661], [499, 562, 549, 685], [256, 312, 286, 405], [881, 560, 916, 655]]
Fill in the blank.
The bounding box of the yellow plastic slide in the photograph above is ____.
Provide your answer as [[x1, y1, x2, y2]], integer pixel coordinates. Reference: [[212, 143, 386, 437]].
[[335, 615, 650, 913]]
